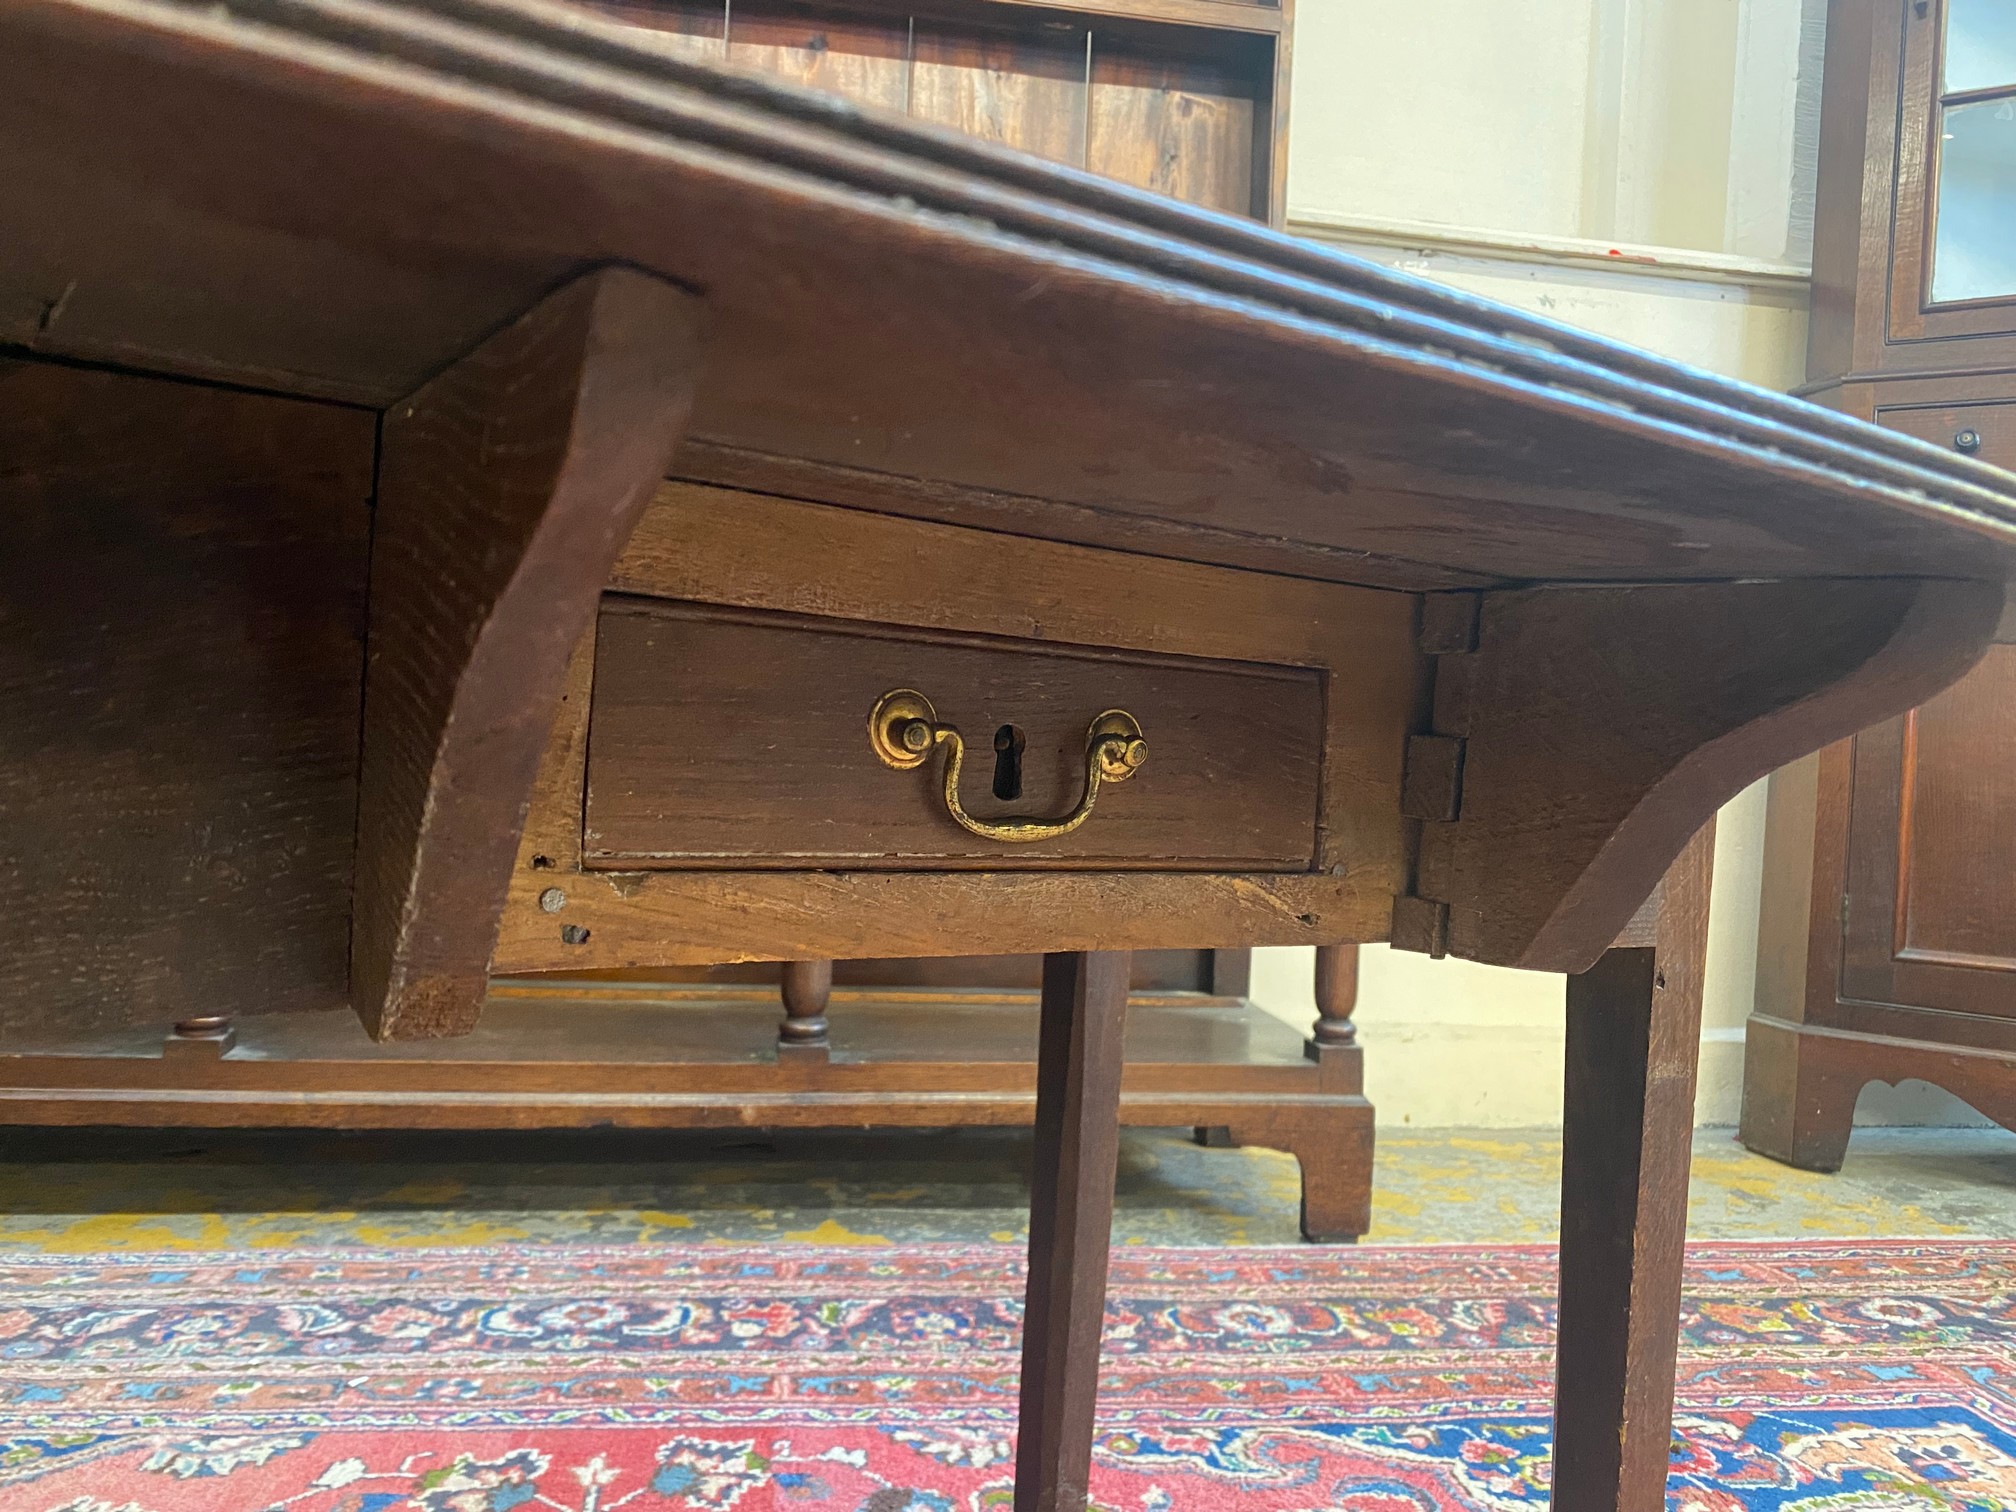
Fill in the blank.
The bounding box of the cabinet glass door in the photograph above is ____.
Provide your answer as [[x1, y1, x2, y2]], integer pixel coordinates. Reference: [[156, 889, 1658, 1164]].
[[1931, 0, 2016, 304]]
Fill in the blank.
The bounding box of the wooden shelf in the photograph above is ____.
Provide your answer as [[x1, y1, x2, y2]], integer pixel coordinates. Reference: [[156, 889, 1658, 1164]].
[[0, 991, 1372, 1241]]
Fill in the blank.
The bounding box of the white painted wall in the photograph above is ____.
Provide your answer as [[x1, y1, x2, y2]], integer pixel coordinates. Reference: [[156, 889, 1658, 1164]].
[[1251, 0, 1844, 1129]]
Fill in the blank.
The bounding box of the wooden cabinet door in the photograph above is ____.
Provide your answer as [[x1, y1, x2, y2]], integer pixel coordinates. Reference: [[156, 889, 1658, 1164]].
[[1887, 0, 2016, 349], [1839, 643, 2016, 1030], [1833, 394, 2016, 1034]]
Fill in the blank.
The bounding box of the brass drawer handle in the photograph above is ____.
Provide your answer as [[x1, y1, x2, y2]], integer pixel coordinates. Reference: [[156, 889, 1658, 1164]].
[[868, 689, 1147, 843]]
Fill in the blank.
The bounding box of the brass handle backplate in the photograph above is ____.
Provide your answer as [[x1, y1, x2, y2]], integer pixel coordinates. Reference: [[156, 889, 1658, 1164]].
[[868, 688, 1147, 843]]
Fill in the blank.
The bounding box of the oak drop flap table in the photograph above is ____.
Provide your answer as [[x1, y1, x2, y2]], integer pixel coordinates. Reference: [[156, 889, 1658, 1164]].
[[5, 3, 2016, 1509]]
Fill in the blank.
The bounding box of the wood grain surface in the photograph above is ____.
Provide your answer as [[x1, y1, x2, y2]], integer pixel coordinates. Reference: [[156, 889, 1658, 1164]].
[[667, 441, 1495, 591], [353, 268, 701, 1041], [1017, 950, 1129, 1512], [1742, 1014, 2016, 1173], [728, 0, 912, 106], [1550, 824, 1712, 1512], [607, 484, 1419, 881], [0, 983, 1371, 1241], [498, 484, 1412, 970], [495, 866, 1384, 971], [6, 0, 2015, 590], [1410, 577, 2006, 973], [0, 357, 373, 1037], [584, 599, 1323, 868], [1748, 0, 2016, 1174], [910, 16, 1090, 166], [1088, 36, 1257, 215]]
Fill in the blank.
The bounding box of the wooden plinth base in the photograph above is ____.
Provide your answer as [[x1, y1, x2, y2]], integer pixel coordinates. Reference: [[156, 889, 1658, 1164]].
[[0, 985, 1373, 1242], [1741, 1014, 2016, 1173]]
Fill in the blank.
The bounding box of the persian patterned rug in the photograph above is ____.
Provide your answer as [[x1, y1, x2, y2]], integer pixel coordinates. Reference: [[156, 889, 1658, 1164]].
[[2, 1240, 2012, 1512]]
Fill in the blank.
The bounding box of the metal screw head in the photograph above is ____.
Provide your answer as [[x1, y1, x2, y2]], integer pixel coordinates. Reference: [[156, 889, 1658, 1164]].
[[898, 719, 934, 754], [1956, 428, 1984, 454], [538, 887, 567, 913]]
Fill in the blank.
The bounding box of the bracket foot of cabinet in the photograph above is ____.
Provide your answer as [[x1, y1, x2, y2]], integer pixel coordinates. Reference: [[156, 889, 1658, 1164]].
[[1741, 1015, 2016, 1173]]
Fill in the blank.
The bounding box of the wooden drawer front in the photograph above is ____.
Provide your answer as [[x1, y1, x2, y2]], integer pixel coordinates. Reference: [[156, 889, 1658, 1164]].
[[1879, 400, 2016, 472], [585, 600, 1323, 869]]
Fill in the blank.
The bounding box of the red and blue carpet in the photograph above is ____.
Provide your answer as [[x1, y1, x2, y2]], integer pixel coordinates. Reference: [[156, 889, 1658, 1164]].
[[2, 1240, 2012, 1511]]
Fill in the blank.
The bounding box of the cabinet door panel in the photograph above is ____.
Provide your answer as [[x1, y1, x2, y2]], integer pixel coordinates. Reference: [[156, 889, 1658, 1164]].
[[573, 0, 726, 59], [910, 16, 1089, 166], [1842, 644, 2016, 1021], [726, 0, 912, 106], [1888, 0, 2016, 345], [1087, 41, 1256, 216]]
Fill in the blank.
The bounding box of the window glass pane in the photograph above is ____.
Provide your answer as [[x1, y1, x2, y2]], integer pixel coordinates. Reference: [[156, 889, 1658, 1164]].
[[1932, 95, 2016, 303], [1946, 0, 2016, 94]]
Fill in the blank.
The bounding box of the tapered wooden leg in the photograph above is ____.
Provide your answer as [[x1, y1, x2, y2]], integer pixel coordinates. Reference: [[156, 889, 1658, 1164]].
[[1017, 950, 1129, 1512], [1551, 921, 1707, 1505]]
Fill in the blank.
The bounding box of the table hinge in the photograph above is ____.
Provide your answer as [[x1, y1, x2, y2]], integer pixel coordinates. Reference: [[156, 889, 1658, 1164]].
[[1391, 592, 1483, 958]]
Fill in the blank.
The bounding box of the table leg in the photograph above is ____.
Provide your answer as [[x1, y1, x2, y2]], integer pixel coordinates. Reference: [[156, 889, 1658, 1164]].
[[778, 959, 833, 1062], [1307, 943, 1360, 1053], [1016, 950, 1129, 1512], [1550, 941, 1705, 1511]]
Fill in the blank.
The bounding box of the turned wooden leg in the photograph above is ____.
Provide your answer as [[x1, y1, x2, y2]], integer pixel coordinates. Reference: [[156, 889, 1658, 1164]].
[[1551, 947, 1705, 1509], [1277, 943, 1374, 1241], [778, 959, 833, 1062], [1017, 950, 1129, 1512], [1306, 943, 1359, 1058]]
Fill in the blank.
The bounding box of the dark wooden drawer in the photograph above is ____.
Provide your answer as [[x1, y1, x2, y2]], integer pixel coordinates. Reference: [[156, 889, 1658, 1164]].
[[1879, 399, 2016, 472], [584, 599, 1324, 869]]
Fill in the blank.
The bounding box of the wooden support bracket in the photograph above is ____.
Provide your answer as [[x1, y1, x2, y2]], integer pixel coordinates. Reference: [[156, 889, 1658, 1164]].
[[1395, 578, 2003, 973], [352, 268, 703, 1041]]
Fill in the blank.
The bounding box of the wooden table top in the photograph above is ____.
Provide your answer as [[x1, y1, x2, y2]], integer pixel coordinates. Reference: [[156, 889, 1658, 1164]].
[[8, 20, 1992, 1501], [7, 0, 2016, 1047], [8, 0, 2016, 591]]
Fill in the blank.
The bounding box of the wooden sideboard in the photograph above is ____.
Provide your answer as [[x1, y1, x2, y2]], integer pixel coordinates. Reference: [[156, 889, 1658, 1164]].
[[0, 0, 1374, 1239], [1743, 0, 2016, 1169]]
